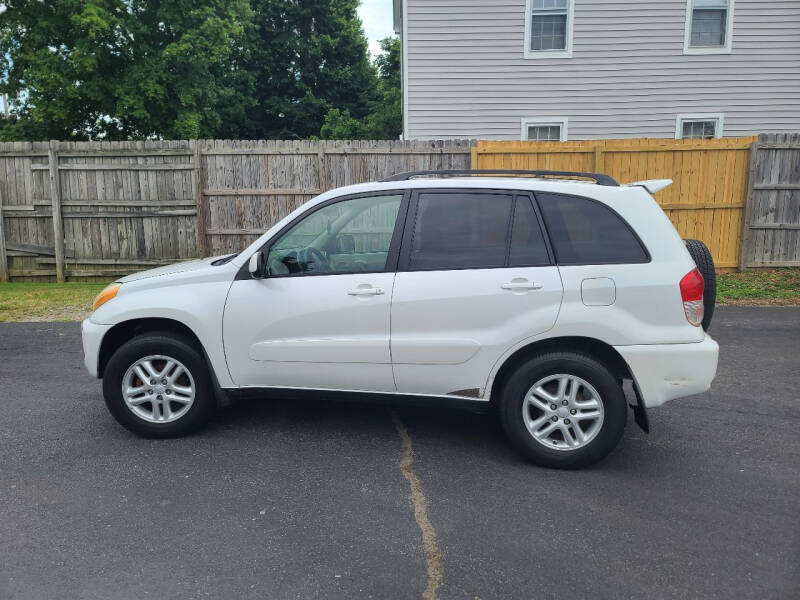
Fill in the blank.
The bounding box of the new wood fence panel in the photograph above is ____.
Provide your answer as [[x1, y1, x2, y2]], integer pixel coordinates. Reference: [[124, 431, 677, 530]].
[[742, 133, 800, 267], [475, 137, 757, 269]]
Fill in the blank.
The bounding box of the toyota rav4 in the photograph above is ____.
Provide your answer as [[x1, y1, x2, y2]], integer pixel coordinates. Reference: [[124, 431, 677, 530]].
[[82, 169, 719, 468]]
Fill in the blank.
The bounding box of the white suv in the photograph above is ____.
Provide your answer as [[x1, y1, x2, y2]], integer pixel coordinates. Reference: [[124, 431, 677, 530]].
[[82, 170, 719, 468]]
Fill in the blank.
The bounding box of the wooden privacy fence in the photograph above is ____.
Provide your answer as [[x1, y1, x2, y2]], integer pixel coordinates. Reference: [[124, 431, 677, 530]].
[[198, 139, 471, 257], [0, 140, 472, 281], [0, 140, 198, 282], [1, 135, 798, 282], [474, 137, 757, 270], [740, 133, 800, 268]]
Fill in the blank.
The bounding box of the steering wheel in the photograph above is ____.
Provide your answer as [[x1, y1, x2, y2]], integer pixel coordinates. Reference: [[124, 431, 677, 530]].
[[297, 246, 331, 273]]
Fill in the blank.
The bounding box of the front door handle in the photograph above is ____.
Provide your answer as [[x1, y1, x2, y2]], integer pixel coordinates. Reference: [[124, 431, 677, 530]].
[[347, 286, 384, 296], [501, 280, 543, 291]]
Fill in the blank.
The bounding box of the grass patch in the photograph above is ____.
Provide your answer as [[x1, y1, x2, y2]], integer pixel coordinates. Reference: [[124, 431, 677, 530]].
[[717, 268, 800, 305], [0, 282, 109, 322], [0, 268, 797, 322]]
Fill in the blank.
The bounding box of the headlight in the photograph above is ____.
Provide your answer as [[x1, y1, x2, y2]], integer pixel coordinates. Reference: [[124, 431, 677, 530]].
[[93, 283, 121, 311]]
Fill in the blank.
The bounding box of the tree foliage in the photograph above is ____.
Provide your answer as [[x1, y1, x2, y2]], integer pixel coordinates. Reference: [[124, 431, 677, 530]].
[[0, 0, 253, 140], [0, 0, 401, 141], [320, 36, 401, 140], [368, 36, 402, 139], [242, 0, 378, 139]]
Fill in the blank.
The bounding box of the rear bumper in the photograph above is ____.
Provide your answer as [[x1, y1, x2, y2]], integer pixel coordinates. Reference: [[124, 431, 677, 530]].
[[615, 335, 719, 408], [82, 318, 113, 378]]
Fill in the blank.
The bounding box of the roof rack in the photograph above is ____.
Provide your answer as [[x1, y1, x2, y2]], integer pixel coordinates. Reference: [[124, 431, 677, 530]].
[[380, 169, 619, 187]]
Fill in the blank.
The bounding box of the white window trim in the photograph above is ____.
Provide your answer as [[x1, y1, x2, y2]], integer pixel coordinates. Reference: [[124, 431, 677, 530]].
[[675, 113, 725, 139], [524, 0, 574, 59], [521, 117, 569, 141], [683, 0, 734, 55]]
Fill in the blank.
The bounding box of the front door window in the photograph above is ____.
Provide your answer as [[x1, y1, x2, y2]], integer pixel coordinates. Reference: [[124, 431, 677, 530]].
[[267, 194, 403, 276]]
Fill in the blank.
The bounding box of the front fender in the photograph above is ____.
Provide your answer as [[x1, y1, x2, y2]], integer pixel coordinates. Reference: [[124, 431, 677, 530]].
[[90, 267, 236, 388]]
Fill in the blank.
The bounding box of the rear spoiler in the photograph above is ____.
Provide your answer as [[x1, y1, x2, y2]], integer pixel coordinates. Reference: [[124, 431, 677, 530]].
[[625, 179, 673, 194]]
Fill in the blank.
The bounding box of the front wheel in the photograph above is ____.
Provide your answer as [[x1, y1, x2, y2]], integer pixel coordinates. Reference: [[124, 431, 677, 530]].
[[102, 333, 216, 438], [498, 352, 627, 469]]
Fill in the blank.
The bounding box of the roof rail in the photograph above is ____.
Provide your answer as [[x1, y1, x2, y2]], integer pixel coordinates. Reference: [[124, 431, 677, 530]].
[[380, 169, 619, 187]]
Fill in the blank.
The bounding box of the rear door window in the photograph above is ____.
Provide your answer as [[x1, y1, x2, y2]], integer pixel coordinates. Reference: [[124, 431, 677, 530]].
[[408, 191, 513, 269], [536, 192, 649, 264]]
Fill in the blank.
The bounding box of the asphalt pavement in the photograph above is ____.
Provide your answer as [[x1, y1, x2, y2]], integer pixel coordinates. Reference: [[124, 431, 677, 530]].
[[0, 306, 798, 600]]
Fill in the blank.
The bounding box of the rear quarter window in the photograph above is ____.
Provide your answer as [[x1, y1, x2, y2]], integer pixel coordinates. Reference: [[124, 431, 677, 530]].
[[536, 192, 649, 265]]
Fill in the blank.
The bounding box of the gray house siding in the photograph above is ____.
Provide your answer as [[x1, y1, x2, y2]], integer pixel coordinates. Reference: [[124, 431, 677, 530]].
[[402, 0, 800, 140]]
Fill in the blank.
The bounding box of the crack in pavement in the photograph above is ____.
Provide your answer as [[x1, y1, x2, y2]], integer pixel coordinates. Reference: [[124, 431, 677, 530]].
[[392, 410, 443, 600]]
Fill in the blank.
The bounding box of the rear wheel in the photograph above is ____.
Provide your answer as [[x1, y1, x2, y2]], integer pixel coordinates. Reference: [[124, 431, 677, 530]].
[[498, 352, 627, 469], [102, 333, 215, 438], [684, 238, 716, 331]]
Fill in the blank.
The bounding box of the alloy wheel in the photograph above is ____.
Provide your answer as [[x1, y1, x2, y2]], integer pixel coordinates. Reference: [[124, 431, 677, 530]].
[[121, 355, 195, 424], [522, 374, 604, 451]]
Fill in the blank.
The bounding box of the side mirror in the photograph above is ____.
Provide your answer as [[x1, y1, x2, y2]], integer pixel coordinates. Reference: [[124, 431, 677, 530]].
[[248, 251, 267, 279]]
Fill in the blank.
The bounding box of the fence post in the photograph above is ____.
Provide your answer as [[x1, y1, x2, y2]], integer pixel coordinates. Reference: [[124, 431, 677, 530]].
[[738, 139, 760, 271], [317, 148, 327, 193], [193, 140, 208, 257], [0, 187, 8, 283], [470, 145, 478, 169], [48, 140, 65, 282], [593, 144, 604, 173]]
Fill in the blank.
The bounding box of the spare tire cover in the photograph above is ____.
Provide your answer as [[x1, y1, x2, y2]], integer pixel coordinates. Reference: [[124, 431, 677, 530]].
[[683, 238, 716, 331]]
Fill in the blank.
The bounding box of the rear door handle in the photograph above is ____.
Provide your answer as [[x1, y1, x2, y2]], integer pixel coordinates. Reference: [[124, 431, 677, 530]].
[[501, 280, 543, 291], [347, 286, 384, 296]]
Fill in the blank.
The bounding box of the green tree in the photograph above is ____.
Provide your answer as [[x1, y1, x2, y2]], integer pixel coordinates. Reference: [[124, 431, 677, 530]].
[[0, 0, 253, 140], [367, 36, 402, 139], [0, 0, 393, 141], [241, 0, 378, 139], [319, 107, 369, 139], [320, 36, 402, 140]]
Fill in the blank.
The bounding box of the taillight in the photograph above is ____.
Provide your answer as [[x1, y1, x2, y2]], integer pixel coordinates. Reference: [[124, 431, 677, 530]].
[[679, 268, 705, 327]]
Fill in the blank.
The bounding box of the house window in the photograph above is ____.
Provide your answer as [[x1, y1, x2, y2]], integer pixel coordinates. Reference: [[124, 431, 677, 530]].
[[675, 114, 724, 139], [684, 0, 734, 54], [525, 0, 574, 59], [521, 117, 568, 141], [528, 125, 561, 141]]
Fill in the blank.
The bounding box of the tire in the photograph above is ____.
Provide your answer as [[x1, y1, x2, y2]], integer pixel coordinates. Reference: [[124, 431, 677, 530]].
[[683, 238, 716, 331], [498, 352, 627, 469], [102, 332, 216, 438]]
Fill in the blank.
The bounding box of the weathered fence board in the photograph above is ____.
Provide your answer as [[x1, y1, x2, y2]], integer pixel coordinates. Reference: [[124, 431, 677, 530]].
[[196, 139, 473, 256], [0, 188, 7, 282], [741, 134, 800, 268], [474, 137, 757, 270], [0, 140, 201, 280]]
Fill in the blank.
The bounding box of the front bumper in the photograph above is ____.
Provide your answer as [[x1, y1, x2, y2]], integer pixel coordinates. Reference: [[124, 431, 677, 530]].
[[615, 334, 719, 408], [81, 318, 114, 378]]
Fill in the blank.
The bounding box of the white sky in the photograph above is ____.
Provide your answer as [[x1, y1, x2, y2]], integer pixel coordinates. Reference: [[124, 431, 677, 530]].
[[358, 0, 395, 56]]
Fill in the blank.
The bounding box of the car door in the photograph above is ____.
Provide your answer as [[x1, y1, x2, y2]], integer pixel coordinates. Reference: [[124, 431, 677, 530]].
[[223, 191, 407, 392], [390, 189, 563, 397]]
